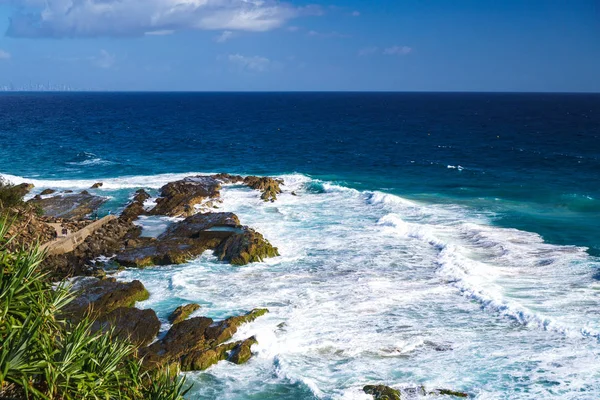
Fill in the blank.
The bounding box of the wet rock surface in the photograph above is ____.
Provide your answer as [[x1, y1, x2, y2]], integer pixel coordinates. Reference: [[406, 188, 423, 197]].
[[151, 176, 221, 217], [169, 303, 201, 324], [363, 385, 401, 400], [141, 308, 268, 371], [29, 191, 107, 219], [120, 189, 151, 222], [114, 212, 277, 268], [243, 176, 283, 202]]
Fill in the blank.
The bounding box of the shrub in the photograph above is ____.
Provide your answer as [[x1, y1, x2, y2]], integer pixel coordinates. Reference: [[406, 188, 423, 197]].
[[0, 178, 27, 210], [0, 218, 190, 399]]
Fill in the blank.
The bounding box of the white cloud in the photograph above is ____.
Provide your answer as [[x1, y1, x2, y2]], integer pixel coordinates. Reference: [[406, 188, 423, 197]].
[[351, 11, 360, 17], [383, 46, 412, 56], [5, 0, 322, 38], [0, 49, 10, 60], [215, 30, 234, 43], [91, 50, 116, 69], [227, 54, 271, 72]]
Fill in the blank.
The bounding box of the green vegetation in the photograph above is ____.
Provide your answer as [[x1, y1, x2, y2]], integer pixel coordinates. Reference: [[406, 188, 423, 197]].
[[0, 218, 191, 399], [0, 178, 26, 210]]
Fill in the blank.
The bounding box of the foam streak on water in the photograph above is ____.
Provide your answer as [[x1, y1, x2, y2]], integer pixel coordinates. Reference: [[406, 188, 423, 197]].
[[5, 172, 600, 399]]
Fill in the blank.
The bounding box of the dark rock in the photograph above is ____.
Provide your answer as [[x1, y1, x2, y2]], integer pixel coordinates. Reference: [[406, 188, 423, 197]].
[[210, 173, 244, 184], [80, 190, 90, 195], [243, 176, 283, 202], [228, 336, 258, 365], [92, 307, 160, 346], [64, 278, 150, 320], [120, 189, 151, 222], [291, 191, 297, 196], [63, 190, 73, 194], [215, 228, 279, 265], [141, 308, 268, 371], [363, 385, 401, 400], [90, 182, 103, 189], [430, 389, 469, 398], [169, 303, 201, 324], [29, 191, 107, 220], [151, 176, 221, 217], [40, 189, 56, 196], [115, 212, 276, 268]]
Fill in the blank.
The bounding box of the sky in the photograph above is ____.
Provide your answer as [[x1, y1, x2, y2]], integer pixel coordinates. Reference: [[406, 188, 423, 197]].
[[0, 0, 598, 92]]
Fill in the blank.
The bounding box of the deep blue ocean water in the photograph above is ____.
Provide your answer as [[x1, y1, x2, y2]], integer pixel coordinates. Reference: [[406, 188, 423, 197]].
[[1, 93, 600, 399]]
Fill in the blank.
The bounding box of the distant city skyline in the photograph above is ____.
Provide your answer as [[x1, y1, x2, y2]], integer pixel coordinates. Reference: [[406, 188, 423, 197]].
[[0, 1, 598, 92]]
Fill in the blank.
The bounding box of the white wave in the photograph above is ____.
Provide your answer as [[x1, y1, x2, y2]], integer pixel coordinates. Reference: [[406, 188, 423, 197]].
[[66, 158, 115, 167]]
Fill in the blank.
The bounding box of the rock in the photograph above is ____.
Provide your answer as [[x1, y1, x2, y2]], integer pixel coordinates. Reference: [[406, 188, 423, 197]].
[[210, 173, 244, 184], [29, 191, 107, 220], [43, 218, 140, 279], [13, 183, 34, 198], [40, 189, 56, 196], [151, 176, 221, 217], [63, 190, 73, 194], [363, 385, 401, 400], [430, 389, 469, 398], [243, 176, 283, 202], [228, 336, 258, 365], [169, 303, 201, 325], [141, 308, 268, 371], [63, 278, 149, 320], [115, 212, 276, 268], [120, 189, 151, 222], [291, 191, 297, 196], [80, 190, 90, 195], [90, 182, 103, 189], [215, 228, 279, 265], [92, 307, 160, 346]]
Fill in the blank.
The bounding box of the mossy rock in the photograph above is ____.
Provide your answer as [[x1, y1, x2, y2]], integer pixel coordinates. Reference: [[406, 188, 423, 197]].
[[431, 389, 469, 398], [180, 342, 236, 371], [215, 230, 279, 265], [40, 189, 56, 195], [363, 385, 401, 400], [169, 303, 201, 324], [228, 336, 258, 365]]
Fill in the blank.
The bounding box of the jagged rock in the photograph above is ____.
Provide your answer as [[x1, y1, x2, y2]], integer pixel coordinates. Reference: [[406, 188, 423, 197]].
[[363, 385, 401, 400], [120, 189, 151, 222], [228, 336, 258, 365], [92, 307, 160, 346], [430, 389, 469, 398], [169, 303, 201, 325], [215, 228, 279, 265], [90, 182, 103, 189], [151, 176, 221, 217], [40, 189, 56, 196], [243, 176, 283, 202], [64, 278, 149, 320], [210, 173, 244, 184], [43, 218, 140, 279], [29, 191, 107, 220], [141, 308, 268, 371], [115, 212, 276, 268]]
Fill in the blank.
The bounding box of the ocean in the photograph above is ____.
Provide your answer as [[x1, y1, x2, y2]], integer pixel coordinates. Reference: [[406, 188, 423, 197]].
[[1, 92, 600, 399]]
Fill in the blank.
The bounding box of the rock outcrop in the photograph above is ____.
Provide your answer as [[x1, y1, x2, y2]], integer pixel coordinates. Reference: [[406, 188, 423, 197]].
[[151, 176, 221, 217], [115, 212, 277, 268], [29, 191, 107, 219], [120, 189, 151, 222], [40, 189, 56, 196], [91, 307, 160, 346], [363, 385, 401, 400], [169, 303, 201, 325], [43, 217, 139, 278], [141, 308, 267, 371], [90, 182, 103, 189], [243, 176, 283, 202], [63, 278, 150, 320]]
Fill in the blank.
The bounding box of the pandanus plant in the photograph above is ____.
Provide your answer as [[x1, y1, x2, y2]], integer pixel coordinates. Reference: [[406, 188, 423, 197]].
[[0, 216, 191, 399]]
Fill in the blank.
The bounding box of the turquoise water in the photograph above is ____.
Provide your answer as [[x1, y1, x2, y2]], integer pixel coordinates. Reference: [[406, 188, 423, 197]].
[[1, 93, 600, 398]]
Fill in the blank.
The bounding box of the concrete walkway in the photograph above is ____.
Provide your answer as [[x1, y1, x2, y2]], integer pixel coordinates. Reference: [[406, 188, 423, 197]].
[[41, 215, 117, 256]]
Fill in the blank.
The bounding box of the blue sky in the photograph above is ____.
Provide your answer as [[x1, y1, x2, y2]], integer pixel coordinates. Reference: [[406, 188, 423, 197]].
[[0, 0, 598, 91]]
